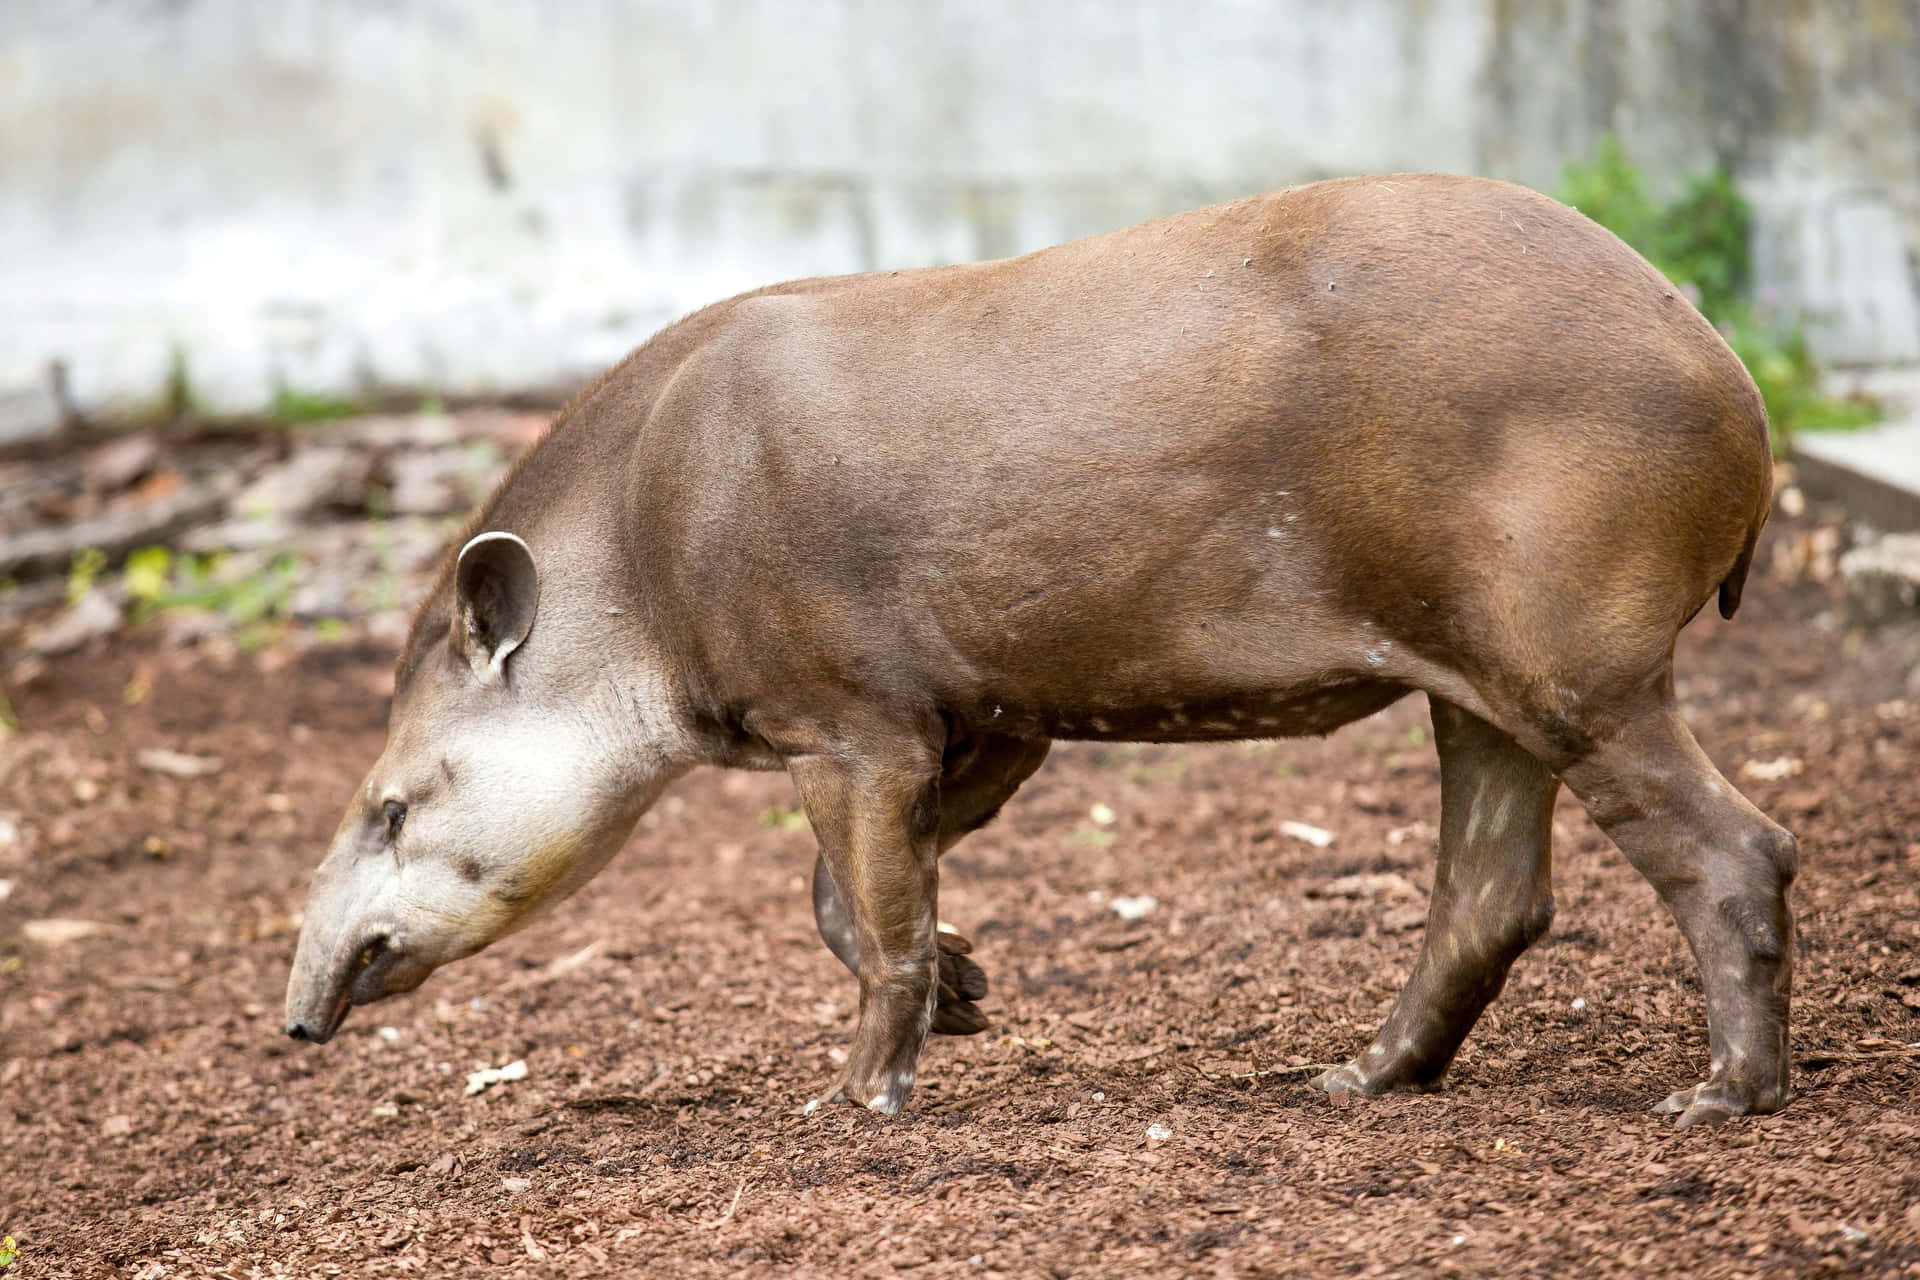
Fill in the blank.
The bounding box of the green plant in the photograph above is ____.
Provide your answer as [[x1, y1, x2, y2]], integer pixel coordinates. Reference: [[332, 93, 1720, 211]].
[[0, 1234, 17, 1267], [164, 346, 195, 420], [66, 547, 108, 603], [1555, 135, 1658, 255], [270, 386, 363, 424], [123, 546, 299, 627], [759, 806, 810, 833], [122, 545, 172, 603], [1556, 137, 1877, 452], [1650, 169, 1751, 317]]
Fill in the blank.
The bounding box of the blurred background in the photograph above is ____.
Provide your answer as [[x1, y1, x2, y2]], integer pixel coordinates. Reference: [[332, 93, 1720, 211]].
[[4, 0, 1917, 431], [1, 2, 1917, 654]]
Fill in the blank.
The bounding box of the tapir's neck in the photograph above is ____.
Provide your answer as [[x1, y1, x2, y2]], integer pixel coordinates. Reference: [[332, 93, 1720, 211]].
[[454, 301, 799, 780]]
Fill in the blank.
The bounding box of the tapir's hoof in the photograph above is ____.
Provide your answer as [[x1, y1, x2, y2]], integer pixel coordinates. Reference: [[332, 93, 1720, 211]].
[[933, 928, 991, 1037], [1653, 1078, 1784, 1128], [931, 999, 990, 1036], [804, 1071, 913, 1117], [1310, 1062, 1382, 1096], [1310, 1053, 1443, 1097]]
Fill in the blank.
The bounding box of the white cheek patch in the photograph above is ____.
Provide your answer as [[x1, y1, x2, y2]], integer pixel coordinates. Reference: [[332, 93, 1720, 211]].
[[425, 711, 658, 937]]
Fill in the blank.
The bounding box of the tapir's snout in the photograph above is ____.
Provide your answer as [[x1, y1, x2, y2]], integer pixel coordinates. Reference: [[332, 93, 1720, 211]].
[[284, 921, 434, 1045]]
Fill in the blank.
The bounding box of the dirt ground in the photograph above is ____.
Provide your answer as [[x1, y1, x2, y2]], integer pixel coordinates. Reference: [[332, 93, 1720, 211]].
[[3, 512, 1918, 1278]]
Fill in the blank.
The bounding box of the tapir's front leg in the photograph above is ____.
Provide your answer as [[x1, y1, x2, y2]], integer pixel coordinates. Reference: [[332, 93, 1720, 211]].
[[810, 733, 1047, 1037], [790, 746, 941, 1115], [813, 859, 991, 1036]]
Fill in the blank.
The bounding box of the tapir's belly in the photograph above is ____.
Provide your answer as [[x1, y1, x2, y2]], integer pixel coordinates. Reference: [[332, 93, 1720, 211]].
[[967, 677, 1409, 744]]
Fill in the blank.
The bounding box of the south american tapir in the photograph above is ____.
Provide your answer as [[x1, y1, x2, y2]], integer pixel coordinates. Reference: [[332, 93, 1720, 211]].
[[284, 174, 1794, 1128]]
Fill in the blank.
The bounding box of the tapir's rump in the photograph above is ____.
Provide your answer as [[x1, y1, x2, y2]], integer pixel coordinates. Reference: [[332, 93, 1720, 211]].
[[290, 174, 1793, 1131]]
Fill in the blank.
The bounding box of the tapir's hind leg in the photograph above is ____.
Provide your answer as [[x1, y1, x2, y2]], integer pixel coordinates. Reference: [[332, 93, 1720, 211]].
[[810, 735, 1050, 1040], [1315, 696, 1558, 1096], [1557, 704, 1795, 1127]]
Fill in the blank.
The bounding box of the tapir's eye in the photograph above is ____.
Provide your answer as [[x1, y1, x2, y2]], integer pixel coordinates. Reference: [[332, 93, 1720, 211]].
[[382, 800, 407, 841]]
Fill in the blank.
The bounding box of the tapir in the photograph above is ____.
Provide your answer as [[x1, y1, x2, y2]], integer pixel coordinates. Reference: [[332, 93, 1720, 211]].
[[284, 174, 1794, 1128]]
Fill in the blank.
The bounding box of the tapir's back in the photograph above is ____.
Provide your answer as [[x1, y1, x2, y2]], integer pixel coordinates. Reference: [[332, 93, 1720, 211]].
[[628, 174, 1771, 726]]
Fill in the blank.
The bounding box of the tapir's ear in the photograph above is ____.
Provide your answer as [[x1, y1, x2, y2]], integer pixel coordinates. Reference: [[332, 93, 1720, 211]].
[[452, 531, 539, 682]]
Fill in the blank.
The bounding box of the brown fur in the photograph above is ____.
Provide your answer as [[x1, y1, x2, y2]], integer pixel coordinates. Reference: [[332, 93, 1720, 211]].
[[386, 175, 1790, 1123]]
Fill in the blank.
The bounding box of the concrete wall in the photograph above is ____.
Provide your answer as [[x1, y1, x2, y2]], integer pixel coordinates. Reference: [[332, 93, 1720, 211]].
[[3, 0, 1917, 439]]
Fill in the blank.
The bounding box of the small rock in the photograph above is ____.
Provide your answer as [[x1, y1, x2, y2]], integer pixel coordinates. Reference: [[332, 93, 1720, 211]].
[[1146, 1121, 1173, 1141], [101, 1114, 134, 1137], [1278, 819, 1335, 848], [1739, 756, 1804, 782], [1777, 485, 1806, 518], [1089, 803, 1116, 826], [501, 1176, 532, 1193], [1570, 997, 1588, 1013], [1840, 532, 1920, 625], [371, 1102, 400, 1119], [1109, 895, 1158, 921], [233, 445, 374, 519], [136, 748, 224, 778], [84, 434, 161, 492], [0, 878, 12, 902], [27, 589, 122, 656], [465, 1058, 528, 1096], [377, 1026, 402, 1044], [23, 918, 108, 945]]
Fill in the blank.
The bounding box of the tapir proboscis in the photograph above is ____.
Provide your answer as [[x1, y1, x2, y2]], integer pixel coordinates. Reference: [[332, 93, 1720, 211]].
[[285, 174, 1794, 1129]]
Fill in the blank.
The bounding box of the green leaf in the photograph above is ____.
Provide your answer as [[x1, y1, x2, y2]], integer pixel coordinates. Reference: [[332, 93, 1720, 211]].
[[123, 546, 172, 603]]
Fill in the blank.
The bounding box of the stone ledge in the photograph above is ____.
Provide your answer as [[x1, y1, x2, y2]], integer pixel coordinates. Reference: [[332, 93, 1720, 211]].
[[1794, 372, 1920, 532]]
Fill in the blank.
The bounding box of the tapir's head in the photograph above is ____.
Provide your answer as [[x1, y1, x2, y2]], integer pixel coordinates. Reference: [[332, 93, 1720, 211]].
[[283, 530, 684, 1043]]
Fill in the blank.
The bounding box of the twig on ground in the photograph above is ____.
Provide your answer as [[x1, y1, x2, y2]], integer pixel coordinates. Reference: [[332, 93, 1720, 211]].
[[1798, 1043, 1920, 1067], [705, 1174, 749, 1229], [1230, 1062, 1343, 1081]]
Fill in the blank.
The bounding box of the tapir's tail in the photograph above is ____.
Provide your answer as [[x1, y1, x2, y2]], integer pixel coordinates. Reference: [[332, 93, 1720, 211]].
[[1716, 420, 1775, 620], [1717, 519, 1762, 619]]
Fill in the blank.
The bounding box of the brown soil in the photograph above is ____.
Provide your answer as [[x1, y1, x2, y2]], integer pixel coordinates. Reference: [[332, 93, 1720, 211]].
[[3, 517, 1918, 1278]]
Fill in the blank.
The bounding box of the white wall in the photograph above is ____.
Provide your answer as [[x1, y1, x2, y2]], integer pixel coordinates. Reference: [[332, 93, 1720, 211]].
[[3, 0, 1915, 439]]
